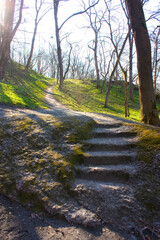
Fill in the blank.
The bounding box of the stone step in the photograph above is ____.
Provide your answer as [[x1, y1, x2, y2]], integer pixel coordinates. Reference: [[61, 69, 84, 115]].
[[75, 164, 136, 183], [92, 126, 136, 138], [72, 179, 138, 228], [84, 137, 137, 151], [74, 179, 133, 195], [83, 150, 137, 165], [96, 122, 122, 128]]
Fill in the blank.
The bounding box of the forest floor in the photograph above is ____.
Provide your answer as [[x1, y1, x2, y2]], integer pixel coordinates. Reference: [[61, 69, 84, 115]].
[[0, 85, 159, 240]]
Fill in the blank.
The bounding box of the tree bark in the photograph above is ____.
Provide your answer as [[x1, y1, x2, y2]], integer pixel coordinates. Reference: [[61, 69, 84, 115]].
[[153, 28, 160, 90], [53, 0, 64, 90], [0, 0, 24, 80], [125, 0, 160, 125], [119, 65, 129, 118], [128, 25, 134, 100], [25, 19, 38, 71], [124, 71, 129, 117], [94, 32, 100, 88]]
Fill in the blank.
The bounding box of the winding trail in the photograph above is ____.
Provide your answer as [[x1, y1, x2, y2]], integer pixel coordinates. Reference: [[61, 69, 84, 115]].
[[0, 84, 153, 240]]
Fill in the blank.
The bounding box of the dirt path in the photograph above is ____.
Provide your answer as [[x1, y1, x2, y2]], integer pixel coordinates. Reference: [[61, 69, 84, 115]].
[[1, 194, 127, 240], [0, 85, 136, 124]]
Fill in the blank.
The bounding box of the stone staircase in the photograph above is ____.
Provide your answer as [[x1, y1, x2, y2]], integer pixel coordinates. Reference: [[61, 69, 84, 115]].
[[72, 121, 142, 235], [75, 122, 137, 184]]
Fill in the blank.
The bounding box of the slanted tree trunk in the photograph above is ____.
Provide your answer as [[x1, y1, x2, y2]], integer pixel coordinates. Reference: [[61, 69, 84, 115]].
[[104, 33, 129, 107], [89, 31, 100, 88], [125, 0, 160, 125], [25, 0, 51, 72], [0, 0, 15, 79], [25, 19, 38, 71], [0, 0, 24, 80]]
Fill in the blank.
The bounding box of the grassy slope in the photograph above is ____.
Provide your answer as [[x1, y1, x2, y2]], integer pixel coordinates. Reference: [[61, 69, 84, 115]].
[[53, 79, 141, 121], [53, 79, 160, 122], [0, 62, 55, 109]]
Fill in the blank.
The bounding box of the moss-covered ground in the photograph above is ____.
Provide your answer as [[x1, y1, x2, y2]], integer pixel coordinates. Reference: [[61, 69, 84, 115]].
[[0, 113, 95, 211], [125, 123, 160, 213], [0, 62, 55, 108]]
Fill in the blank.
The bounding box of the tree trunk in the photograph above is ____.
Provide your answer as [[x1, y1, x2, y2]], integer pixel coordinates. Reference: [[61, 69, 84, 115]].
[[94, 32, 100, 89], [153, 28, 160, 90], [129, 26, 134, 100], [125, 0, 160, 125], [0, 0, 23, 80], [121, 68, 129, 117], [104, 76, 112, 107], [0, 0, 15, 79], [25, 21, 38, 71], [53, 0, 64, 90]]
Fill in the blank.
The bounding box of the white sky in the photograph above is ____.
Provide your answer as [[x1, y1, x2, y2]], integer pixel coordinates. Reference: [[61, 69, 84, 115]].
[[19, 0, 159, 48]]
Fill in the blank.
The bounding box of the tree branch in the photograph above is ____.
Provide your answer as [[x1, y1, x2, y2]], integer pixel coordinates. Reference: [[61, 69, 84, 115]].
[[11, 0, 24, 41], [59, 0, 100, 31]]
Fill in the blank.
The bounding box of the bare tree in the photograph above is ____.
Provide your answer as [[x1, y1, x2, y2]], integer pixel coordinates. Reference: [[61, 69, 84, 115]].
[[34, 50, 50, 75], [0, 0, 24, 80], [103, 0, 129, 108], [151, 26, 160, 89], [125, 0, 160, 125], [48, 42, 58, 79], [120, 0, 134, 100], [85, 2, 105, 88], [25, 0, 51, 72], [63, 41, 73, 80], [99, 39, 115, 93], [53, 0, 100, 90], [104, 33, 129, 107]]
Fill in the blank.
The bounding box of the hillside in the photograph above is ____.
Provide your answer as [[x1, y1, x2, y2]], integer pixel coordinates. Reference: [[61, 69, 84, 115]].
[[53, 79, 160, 122], [0, 63, 160, 239], [0, 62, 55, 109]]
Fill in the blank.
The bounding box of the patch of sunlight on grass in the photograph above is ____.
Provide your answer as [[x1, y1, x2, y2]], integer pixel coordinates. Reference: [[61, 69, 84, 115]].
[[0, 83, 26, 106], [0, 62, 56, 109]]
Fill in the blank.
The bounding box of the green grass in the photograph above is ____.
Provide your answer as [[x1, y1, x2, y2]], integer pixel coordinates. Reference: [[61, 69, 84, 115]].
[[0, 61, 55, 108], [132, 124, 160, 162], [53, 79, 143, 122]]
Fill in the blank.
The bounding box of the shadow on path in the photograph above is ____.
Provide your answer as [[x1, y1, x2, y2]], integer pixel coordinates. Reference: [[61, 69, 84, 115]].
[[0, 194, 112, 240]]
